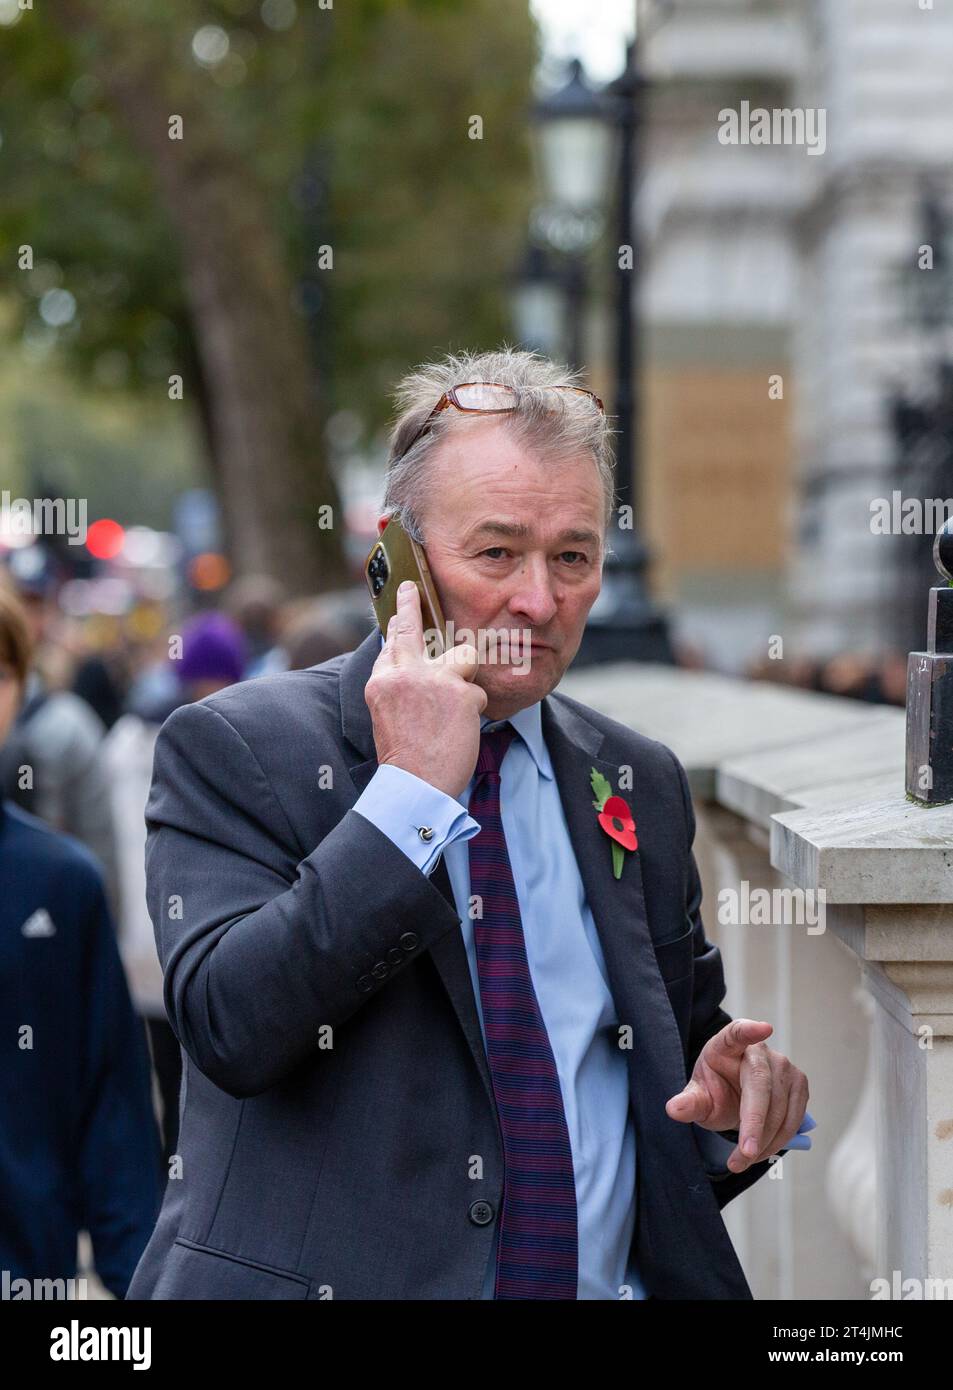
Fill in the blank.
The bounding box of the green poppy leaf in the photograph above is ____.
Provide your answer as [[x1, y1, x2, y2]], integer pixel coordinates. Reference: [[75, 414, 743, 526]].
[[590, 767, 613, 810]]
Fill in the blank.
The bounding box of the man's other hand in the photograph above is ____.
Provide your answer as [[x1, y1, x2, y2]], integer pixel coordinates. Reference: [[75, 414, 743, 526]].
[[664, 1019, 810, 1174]]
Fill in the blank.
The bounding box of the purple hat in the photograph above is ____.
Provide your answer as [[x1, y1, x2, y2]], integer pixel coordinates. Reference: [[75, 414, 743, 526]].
[[177, 612, 247, 686]]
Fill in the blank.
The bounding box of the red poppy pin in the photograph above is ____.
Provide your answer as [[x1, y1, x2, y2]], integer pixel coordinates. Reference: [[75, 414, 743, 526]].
[[590, 768, 637, 879]]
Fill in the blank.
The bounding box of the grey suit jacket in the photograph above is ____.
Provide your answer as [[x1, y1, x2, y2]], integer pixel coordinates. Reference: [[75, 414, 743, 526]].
[[126, 626, 777, 1300]]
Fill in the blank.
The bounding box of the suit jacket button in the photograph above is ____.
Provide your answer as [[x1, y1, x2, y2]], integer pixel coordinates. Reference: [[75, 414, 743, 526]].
[[387, 948, 403, 966], [371, 961, 390, 979], [468, 1200, 494, 1226], [399, 932, 419, 952], [356, 975, 374, 992]]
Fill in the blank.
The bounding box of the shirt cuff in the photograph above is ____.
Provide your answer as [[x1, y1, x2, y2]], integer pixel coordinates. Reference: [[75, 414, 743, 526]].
[[352, 763, 481, 877]]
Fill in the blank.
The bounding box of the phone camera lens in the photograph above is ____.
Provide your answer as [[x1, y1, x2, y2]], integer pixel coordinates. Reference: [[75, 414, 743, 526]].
[[367, 546, 389, 598]]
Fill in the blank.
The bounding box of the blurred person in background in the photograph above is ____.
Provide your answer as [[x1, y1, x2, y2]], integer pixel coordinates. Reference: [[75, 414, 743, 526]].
[[124, 631, 182, 723], [279, 593, 372, 671], [744, 650, 908, 707], [71, 634, 130, 732], [225, 574, 287, 678], [818, 652, 908, 706], [0, 550, 119, 909], [104, 611, 247, 1166], [745, 653, 825, 690], [0, 582, 162, 1299], [281, 614, 354, 671]]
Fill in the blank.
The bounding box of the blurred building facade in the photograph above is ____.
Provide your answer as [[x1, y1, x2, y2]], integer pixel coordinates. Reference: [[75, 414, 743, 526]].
[[640, 0, 953, 668]]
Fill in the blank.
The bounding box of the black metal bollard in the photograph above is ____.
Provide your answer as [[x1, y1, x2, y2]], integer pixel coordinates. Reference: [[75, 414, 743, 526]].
[[906, 518, 953, 804]]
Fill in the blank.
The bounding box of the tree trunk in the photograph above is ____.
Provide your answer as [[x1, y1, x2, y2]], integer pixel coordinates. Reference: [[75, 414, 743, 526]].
[[56, 2, 346, 596]]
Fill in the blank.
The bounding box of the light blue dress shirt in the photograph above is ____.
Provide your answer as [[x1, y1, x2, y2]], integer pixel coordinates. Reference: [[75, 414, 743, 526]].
[[350, 635, 799, 1298]]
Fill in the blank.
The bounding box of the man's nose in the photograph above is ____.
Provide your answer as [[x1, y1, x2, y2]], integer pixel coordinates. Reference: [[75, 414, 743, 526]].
[[506, 556, 559, 626]]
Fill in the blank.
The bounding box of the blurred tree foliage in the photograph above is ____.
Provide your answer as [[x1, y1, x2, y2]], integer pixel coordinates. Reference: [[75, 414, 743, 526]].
[[0, 0, 538, 592]]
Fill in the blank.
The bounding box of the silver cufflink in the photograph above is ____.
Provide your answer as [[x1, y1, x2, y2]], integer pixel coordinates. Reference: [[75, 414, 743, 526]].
[[417, 825, 434, 842]]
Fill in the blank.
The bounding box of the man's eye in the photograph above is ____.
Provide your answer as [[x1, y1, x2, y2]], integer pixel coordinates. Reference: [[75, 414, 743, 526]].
[[479, 548, 589, 564]]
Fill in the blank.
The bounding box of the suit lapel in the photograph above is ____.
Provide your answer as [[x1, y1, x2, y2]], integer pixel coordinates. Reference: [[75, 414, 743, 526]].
[[543, 697, 740, 1212], [541, 696, 692, 1107]]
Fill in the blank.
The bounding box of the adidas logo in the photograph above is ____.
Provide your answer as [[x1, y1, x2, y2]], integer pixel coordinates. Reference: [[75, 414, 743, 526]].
[[21, 909, 56, 938]]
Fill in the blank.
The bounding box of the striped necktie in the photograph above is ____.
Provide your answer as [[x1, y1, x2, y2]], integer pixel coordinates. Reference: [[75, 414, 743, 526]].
[[467, 722, 578, 1299]]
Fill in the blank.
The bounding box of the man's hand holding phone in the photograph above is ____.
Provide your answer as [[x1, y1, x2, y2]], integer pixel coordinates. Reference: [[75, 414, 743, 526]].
[[365, 580, 487, 800]]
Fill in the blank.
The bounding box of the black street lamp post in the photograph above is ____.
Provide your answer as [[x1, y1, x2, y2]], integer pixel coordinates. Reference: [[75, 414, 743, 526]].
[[892, 184, 953, 654], [530, 47, 674, 665]]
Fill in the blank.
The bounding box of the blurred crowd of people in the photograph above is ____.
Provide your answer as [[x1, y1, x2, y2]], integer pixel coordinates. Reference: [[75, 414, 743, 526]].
[[743, 650, 909, 706]]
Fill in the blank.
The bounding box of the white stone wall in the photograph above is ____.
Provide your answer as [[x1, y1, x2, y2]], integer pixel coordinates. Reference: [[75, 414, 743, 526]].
[[642, 0, 953, 655], [641, 0, 804, 330], [788, 0, 953, 652]]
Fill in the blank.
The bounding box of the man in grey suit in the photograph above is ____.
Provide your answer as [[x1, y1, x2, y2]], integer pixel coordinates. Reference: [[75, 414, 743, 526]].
[[127, 348, 810, 1301]]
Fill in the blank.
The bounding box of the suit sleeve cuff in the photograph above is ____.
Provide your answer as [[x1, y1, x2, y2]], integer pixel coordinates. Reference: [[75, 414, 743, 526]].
[[352, 764, 481, 876]]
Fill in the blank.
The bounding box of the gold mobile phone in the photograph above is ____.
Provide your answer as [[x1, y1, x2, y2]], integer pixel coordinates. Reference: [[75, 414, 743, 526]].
[[364, 517, 448, 657]]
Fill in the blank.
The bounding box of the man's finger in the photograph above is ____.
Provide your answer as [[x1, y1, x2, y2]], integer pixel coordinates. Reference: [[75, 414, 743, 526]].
[[434, 640, 480, 681], [736, 1047, 772, 1160], [749, 1056, 790, 1161], [664, 1078, 711, 1125], [391, 580, 424, 660], [767, 1075, 811, 1159], [376, 613, 398, 663], [710, 1018, 773, 1060]]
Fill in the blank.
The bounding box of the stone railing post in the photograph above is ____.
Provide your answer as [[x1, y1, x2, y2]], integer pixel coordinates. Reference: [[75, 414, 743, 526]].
[[772, 524, 953, 1294]]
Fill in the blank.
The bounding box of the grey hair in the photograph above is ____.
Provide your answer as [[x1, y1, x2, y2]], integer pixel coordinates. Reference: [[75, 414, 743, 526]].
[[381, 346, 617, 546]]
